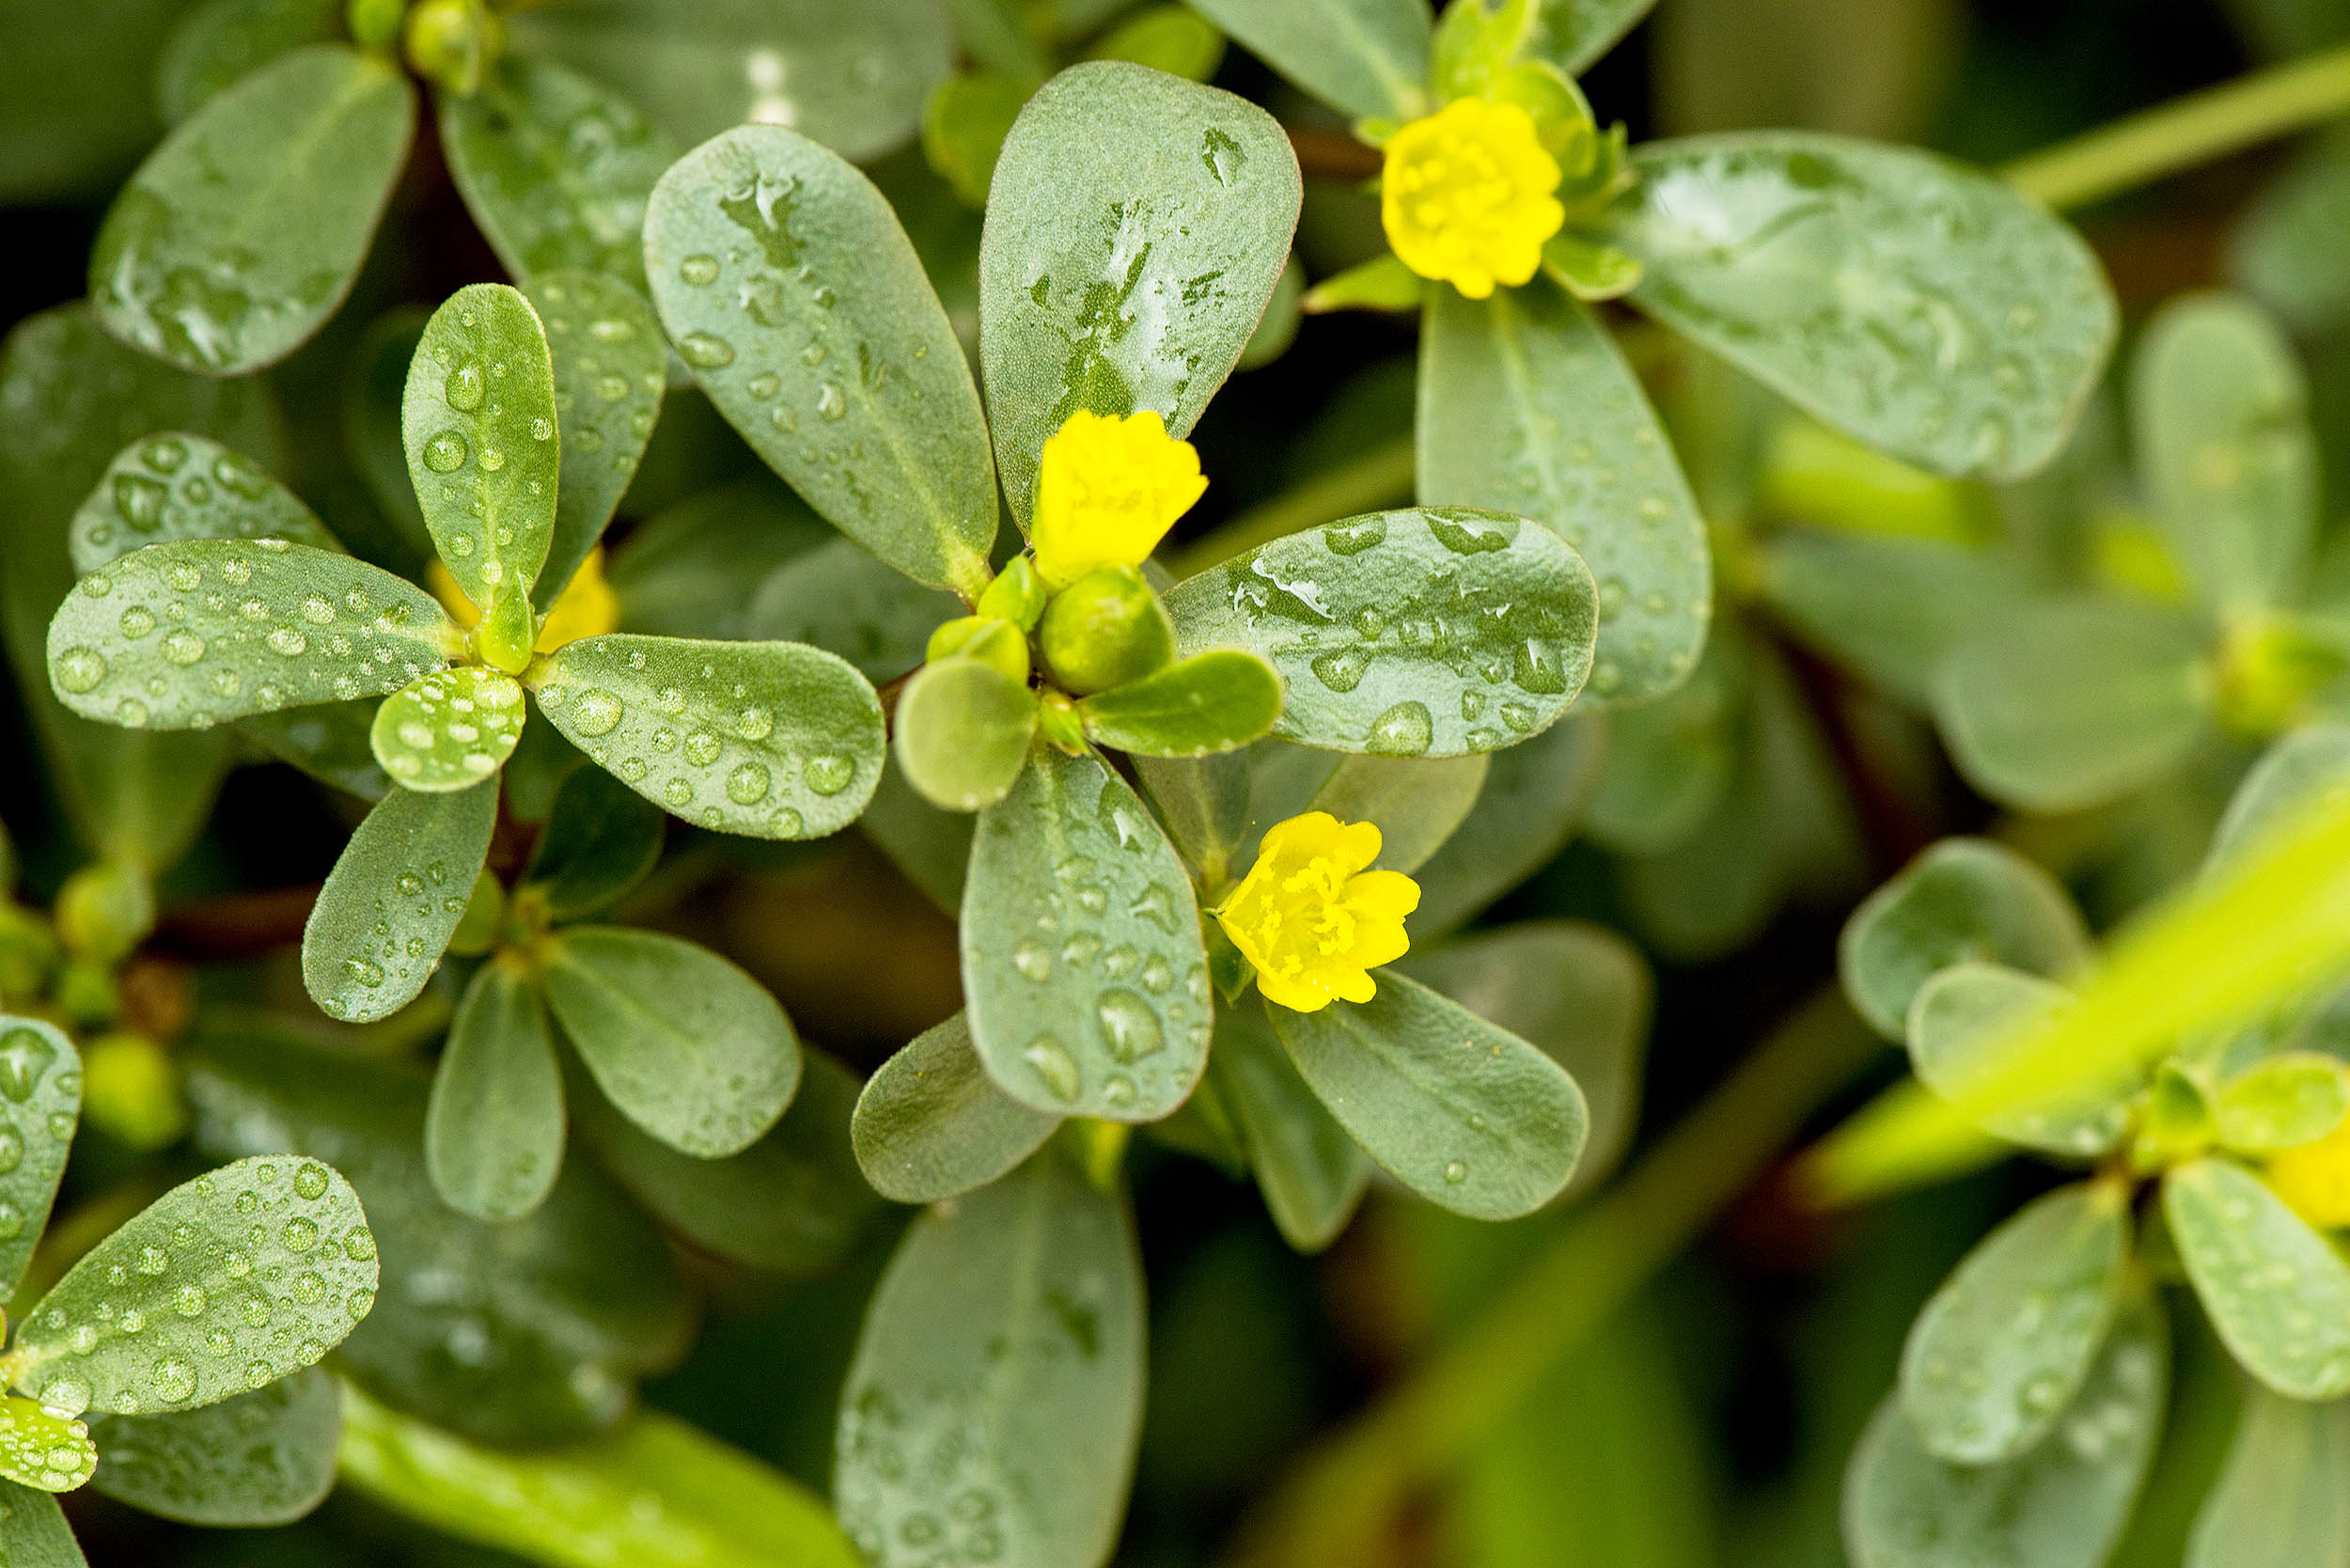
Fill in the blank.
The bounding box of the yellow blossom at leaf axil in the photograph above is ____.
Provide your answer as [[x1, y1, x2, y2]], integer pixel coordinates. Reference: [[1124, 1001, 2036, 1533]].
[[2267, 1113, 2350, 1231], [427, 546, 619, 656], [1215, 812, 1420, 1013], [1381, 97, 1565, 300], [1030, 409, 1207, 588]]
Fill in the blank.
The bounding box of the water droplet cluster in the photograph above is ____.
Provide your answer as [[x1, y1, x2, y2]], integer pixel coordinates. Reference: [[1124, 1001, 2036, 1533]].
[[371, 666, 527, 789], [0, 1024, 78, 1268], [68, 431, 333, 574]]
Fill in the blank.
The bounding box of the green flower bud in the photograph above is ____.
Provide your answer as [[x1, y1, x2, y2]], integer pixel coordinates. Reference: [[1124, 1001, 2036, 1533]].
[[1038, 565, 1175, 696], [1037, 690, 1089, 754], [55, 959, 119, 1027], [0, 905, 56, 1007], [347, 0, 406, 52], [926, 615, 1031, 686], [55, 862, 154, 965], [474, 582, 538, 676], [975, 556, 1048, 632], [81, 1032, 188, 1152], [404, 0, 502, 94]]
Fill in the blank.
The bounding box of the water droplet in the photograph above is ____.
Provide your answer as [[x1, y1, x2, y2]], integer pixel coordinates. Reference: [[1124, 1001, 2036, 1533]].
[[662, 778, 692, 807], [243, 1361, 272, 1389], [118, 604, 158, 640], [55, 646, 108, 693], [444, 359, 486, 412], [113, 473, 168, 532], [772, 807, 805, 836], [1096, 988, 1165, 1063], [1366, 700, 1433, 756], [804, 754, 854, 795], [343, 958, 385, 989], [0, 1203, 24, 1242], [117, 697, 149, 726], [1323, 517, 1386, 556], [1013, 941, 1053, 981], [40, 1379, 90, 1419], [725, 761, 770, 804], [679, 333, 736, 368], [293, 1162, 329, 1200], [0, 1127, 23, 1175], [746, 372, 780, 400], [1443, 1160, 1468, 1184], [422, 430, 468, 472], [530, 416, 554, 442], [172, 1284, 208, 1317], [1309, 648, 1369, 692], [160, 628, 205, 666], [679, 253, 719, 286], [150, 1357, 196, 1403], [682, 730, 721, 766], [1023, 1037, 1081, 1101], [572, 688, 623, 735]]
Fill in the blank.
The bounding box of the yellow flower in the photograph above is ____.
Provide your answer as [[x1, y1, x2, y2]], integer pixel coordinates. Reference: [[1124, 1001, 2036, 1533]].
[[1381, 98, 1565, 299], [1215, 812, 1419, 1013], [2267, 1115, 2350, 1230], [428, 546, 619, 655], [1031, 409, 1207, 589]]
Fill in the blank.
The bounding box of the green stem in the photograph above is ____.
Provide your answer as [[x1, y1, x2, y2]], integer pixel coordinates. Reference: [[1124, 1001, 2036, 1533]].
[[2002, 43, 2350, 211], [1166, 437, 1416, 580], [1223, 988, 1881, 1568]]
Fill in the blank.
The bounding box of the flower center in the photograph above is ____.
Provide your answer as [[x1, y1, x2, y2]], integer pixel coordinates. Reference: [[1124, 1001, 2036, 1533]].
[[1381, 98, 1565, 300]]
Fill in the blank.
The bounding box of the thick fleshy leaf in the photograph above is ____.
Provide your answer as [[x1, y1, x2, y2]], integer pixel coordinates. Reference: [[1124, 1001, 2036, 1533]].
[[0, 1482, 81, 1566], [155, 0, 339, 125], [239, 701, 390, 800], [369, 666, 527, 792], [1165, 508, 1597, 756], [2232, 132, 2350, 336], [1907, 963, 2133, 1158], [521, 271, 666, 608], [2167, 1157, 2350, 1400], [644, 125, 997, 595], [1761, 531, 2038, 707], [1419, 279, 1710, 706], [402, 283, 560, 608], [0, 1400, 94, 1493], [2131, 291, 2316, 618], [965, 748, 1212, 1120], [88, 46, 415, 374], [1899, 1183, 2129, 1465], [1272, 969, 1588, 1220], [836, 1153, 1144, 1568], [1411, 713, 1606, 935], [1933, 595, 2212, 812], [91, 1368, 340, 1526], [69, 432, 337, 574], [301, 778, 498, 1023], [1606, 133, 2117, 480], [744, 537, 964, 682], [523, 762, 666, 920], [426, 963, 566, 1222], [1302, 752, 1489, 875], [2184, 1385, 2350, 1568], [340, 308, 435, 576], [606, 479, 831, 639], [1210, 995, 1371, 1251], [509, 0, 950, 161], [440, 57, 679, 292], [46, 539, 461, 731], [1843, 1287, 2168, 1568], [853, 1013, 1060, 1205], [1132, 751, 1252, 889], [1841, 838, 2092, 1041], [2211, 722, 2350, 869], [0, 1019, 81, 1299], [13, 1155, 377, 1419], [531, 634, 885, 839], [892, 657, 1039, 814], [1585, 628, 1741, 855], [978, 61, 1302, 525], [1181, 0, 1431, 119], [1078, 650, 1284, 758], [1521, 0, 1658, 76], [2215, 1052, 2350, 1153]]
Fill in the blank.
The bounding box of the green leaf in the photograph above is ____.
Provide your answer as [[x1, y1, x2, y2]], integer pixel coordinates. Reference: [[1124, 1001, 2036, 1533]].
[[964, 748, 1212, 1120], [851, 1012, 1060, 1204], [1606, 133, 2117, 480], [1132, 751, 1252, 890], [0, 0, 174, 205], [532, 633, 885, 838], [13, 1155, 376, 1419], [2231, 130, 2350, 336], [2167, 1157, 2350, 1399], [643, 125, 997, 596], [1898, 1183, 2129, 1465], [91, 1368, 339, 1526], [340, 308, 436, 577], [369, 666, 528, 792], [1078, 650, 1284, 758], [2184, 1384, 2350, 1568], [860, 764, 979, 917], [1841, 838, 2092, 1042], [1209, 994, 1371, 1251], [1164, 508, 1596, 756], [402, 282, 560, 609], [1272, 969, 1588, 1219], [439, 57, 679, 293], [0, 1482, 81, 1567], [1761, 532, 2038, 707], [1304, 753, 1489, 875], [543, 926, 801, 1158], [88, 46, 415, 374], [978, 61, 1302, 526], [524, 763, 666, 920], [238, 701, 391, 801], [1418, 278, 1710, 705], [605, 479, 833, 641], [575, 1049, 881, 1275], [2132, 290, 2316, 618], [69, 432, 338, 575], [301, 778, 498, 1023], [155, 0, 339, 125], [1585, 629, 1741, 855], [923, 70, 1027, 208], [836, 1152, 1144, 1568], [1907, 963, 2132, 1158], [2211, 723, 2350, 869], [427, 963, 565, 1222], [520, 271, 667, 608], [0, 1020, 81, 1300], [2215, 1051, 2350, 1153], [0, 1399, 94, 1493], [509, 0, 951, 161], [1180, 0, 1431, 119], [1844, 1286, 2168, 1568], [1934, 595, 2213, 812], [1411, 714, 1604, 935], [892, 657, 1039, 813], [744, 537, 964, 683]]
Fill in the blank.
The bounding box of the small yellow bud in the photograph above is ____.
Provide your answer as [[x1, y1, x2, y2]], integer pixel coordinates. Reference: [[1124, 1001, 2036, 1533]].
[[1215, 812, 1420, 1013], [1031, 410, 1206, 589], [1381, 98, 1565, 299]]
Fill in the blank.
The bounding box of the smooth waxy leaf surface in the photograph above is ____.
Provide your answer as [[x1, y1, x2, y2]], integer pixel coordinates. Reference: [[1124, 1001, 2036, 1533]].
[[155, 0, 338, 125], [2167, 1156, 2350, 1400], [523, 762, 665, 920], [14, 1156, 376, 1419], [1762, 532, 2037, 707], [837, 1154, 1144, 1568], [979, 62, 1302, 525], [965, 749, 1212, 1120], [2216, 1051, 2350, 1152], [851, 1012, 1059, 1204], [2132, 290, 2315, 617], [340, 308, 435, 575], [0, 1482, 80, 1566], [427, 963, 565, 1222], [402, 284, 560, 609], [1841, 838, 2092, 1041], [88, 47, 414, 374], [1908, 964, 2132, 1158], [1845, 1288, 2167, 1568], [1078, 650, 1284, 757], [1272, 970, 1588, 1219], [1899, 1184, 2128, 1465], [532, 634, 885, 839], [892, 656, 1038, 813], [440, 58, 679, 293], [522, 271, 666, 607], [2184, 1385, 2350, 1568], [46, 540, 461, 731], [543, 926, 800, 1158], [1165, 508, 1596, 756], [2232, 131, 2350, 335], [239, 702, 386, 799], [1182, 0, 1432, 119], [0, 1019, 82, 1299], [1585, 629, 1742, 855], [91, 1368, 339, 1526], [1211, 996, 1371, 1251], [644, 125, 996, 595], [69, 432, 337, 574], [0, 1400, 93, 1493], [1606, 133, 2117, 479], [1305, 753, 1489, 875], [2211, 722, 2350, 868], [745, 537, 964, 682], [1411, 714, 1605, 935], [1132, 750, 1252, 890], [1521, 0, 1659, 75], [1420, 280, 1710, 705], [302, 778, 497, 1023], [370, 666, 527, 792]]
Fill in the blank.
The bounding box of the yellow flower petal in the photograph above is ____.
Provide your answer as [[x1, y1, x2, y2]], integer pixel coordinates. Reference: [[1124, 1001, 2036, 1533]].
[[1031, 409, 1207, 588], [1216, 810, 1419, 1016], [2268, 1114, 2350, 1230], [1381, 98, 1564, 299], [426, 547, 619, 655]]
